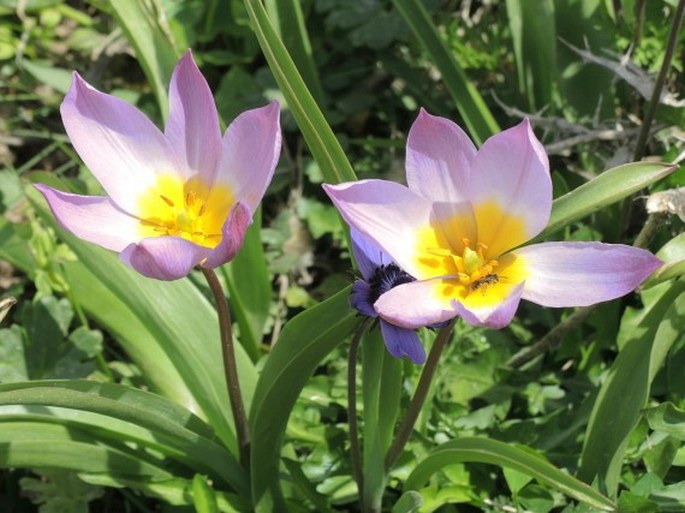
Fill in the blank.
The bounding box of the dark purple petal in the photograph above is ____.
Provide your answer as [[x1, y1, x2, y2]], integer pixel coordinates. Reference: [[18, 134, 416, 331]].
[[351, 279, 378, 318], [380, 320, 426, 364]]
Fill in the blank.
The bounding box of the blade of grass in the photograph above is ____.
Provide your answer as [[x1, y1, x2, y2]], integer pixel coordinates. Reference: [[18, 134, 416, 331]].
[[391, 0, 499, 144]]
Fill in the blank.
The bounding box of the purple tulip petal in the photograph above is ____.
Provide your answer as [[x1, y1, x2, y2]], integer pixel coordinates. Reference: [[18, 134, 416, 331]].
[[120, 237, 210, 281], [380, 320, 426, 364], [60, 73, 183, 215], [350, 228, 387, 279], [323, 180, 434, 278], [515, 242, 662, 307], [214, 102, 281, 212], [351, 279, 378, 317], [406, 108, 476, 204], [469, 119, 551, 256], [35, 184, 140, 251], [374, 279, 458, 329], [454, 282, 524, 329], [202, 202, 252, 269], [166, 50, 222, 182]]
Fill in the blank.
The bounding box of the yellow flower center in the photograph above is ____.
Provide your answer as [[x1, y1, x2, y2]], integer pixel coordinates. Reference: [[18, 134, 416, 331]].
[[137, 174, 234, 248], [414, 202, 528, 307]]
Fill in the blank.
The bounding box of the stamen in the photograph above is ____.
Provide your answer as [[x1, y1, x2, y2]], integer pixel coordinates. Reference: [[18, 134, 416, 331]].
[[186, 191, 197, 207], [159, 195, 175, 208], [198, 204, 207, 217]]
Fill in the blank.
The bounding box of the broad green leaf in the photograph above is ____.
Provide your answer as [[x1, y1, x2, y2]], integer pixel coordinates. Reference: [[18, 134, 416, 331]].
[[506, 0, 557, 111], [193, 474, 219, 513], [579, 281, 685, 496], [222, 208, 271, 362], [646, 403, 685, 441], [0, 421, 172, 479], [265, 0, 325, 107], [80, 475, 249, 512], [391, 491, 423, 513], [391, 0, 499, 145], [538, 162, 675, 240], [0, 380, 246, 493], [249, 286, 358, 510], [21, 60, 72, 94], [404, 437, 615, 511], [104, 0, 180, 119], [643, 232, 685, 288], [243, 0, 357, 184]]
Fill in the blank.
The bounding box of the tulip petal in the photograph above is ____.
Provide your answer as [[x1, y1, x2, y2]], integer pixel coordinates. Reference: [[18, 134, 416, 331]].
[[515, 242, 662, 307], [202, 202, 252, 269], [350, 228, 386, 279], [380, 320, 426, 364], [323, 180, 434, 278], [34, 184, 140, 252], [215, 102, 281, 212], [166, 50, 222, 181], [120, 237, 209, 281], [454, 282, 524, 329], [375, 279, 457, 329], [60, 73, 182, 214], [469, 119, 551, 256], [351, 279, 378, 317], [406, 108, 476, 203]]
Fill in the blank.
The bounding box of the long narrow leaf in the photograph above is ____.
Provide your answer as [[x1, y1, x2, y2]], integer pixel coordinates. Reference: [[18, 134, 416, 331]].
[[579, 282, 685, 496], [391, 0, 499, 145], [0, 381, 246, 493], [105, 0, 180, 119], [243, 0, 356, 184], [538, 162, 675, 240], [249, 286, 359, 510], [405, 437, 615, 511]]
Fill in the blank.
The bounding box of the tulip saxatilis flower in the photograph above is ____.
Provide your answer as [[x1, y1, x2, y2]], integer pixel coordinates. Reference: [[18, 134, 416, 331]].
[[350, 229, 427, 364], [35, 50, 281, 280], [324, 110, 661, 329]]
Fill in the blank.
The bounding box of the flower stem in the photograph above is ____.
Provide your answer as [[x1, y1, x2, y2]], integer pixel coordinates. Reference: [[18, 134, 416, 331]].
[[348, 318, 372, 505], [384, 320, 455, 470], [202, 267, 250, 469], [633, 0, 685, 161]]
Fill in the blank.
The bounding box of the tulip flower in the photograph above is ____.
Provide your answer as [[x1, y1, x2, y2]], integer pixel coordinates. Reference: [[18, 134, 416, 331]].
[[350, 229, 426, 364], [35, 50, 281, 280], [324, 110, 661, 329]]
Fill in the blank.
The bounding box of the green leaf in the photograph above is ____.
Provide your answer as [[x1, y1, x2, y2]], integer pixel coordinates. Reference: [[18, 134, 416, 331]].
[[192, 474, 219, 513], [391, 491, 423, 513], [265, 0, 325, 107], [249, 286, 359, 510], [579, 282, 685, 497], [390, 0, 499, 145], [404, 437, 615, 511], [104, 0, 181, 119], [538, 162, 676, 240], [0, 380, 247, 494], [506, 0, 557, 111], [21, 60, 72, 94], [643, 232, 685, 288], [646, 403, 685, 441], [0, 421, 172, 479], [243, 0, 357, 184], [19, 469, 103, 513], [0, 326, 28, 382]]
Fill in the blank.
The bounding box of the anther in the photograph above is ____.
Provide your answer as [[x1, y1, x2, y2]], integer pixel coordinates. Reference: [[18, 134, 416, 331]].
[[159, 195, 175, 208], [185, 191, 197, 207]]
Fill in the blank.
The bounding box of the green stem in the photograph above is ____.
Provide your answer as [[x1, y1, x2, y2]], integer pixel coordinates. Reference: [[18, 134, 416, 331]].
[[384, 320, 455, 470], [633, 0, 685, 161], [202, 267, 250, 469], [348, 318, 372, 507]]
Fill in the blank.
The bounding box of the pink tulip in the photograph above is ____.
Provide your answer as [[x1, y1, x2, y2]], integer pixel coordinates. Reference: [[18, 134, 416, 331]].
[[36, 50, 281, 280], [325, 110, 661, 329]]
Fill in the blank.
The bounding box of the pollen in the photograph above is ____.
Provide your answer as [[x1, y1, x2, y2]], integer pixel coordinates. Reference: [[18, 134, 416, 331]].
[[137, 174, 234, 248]]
